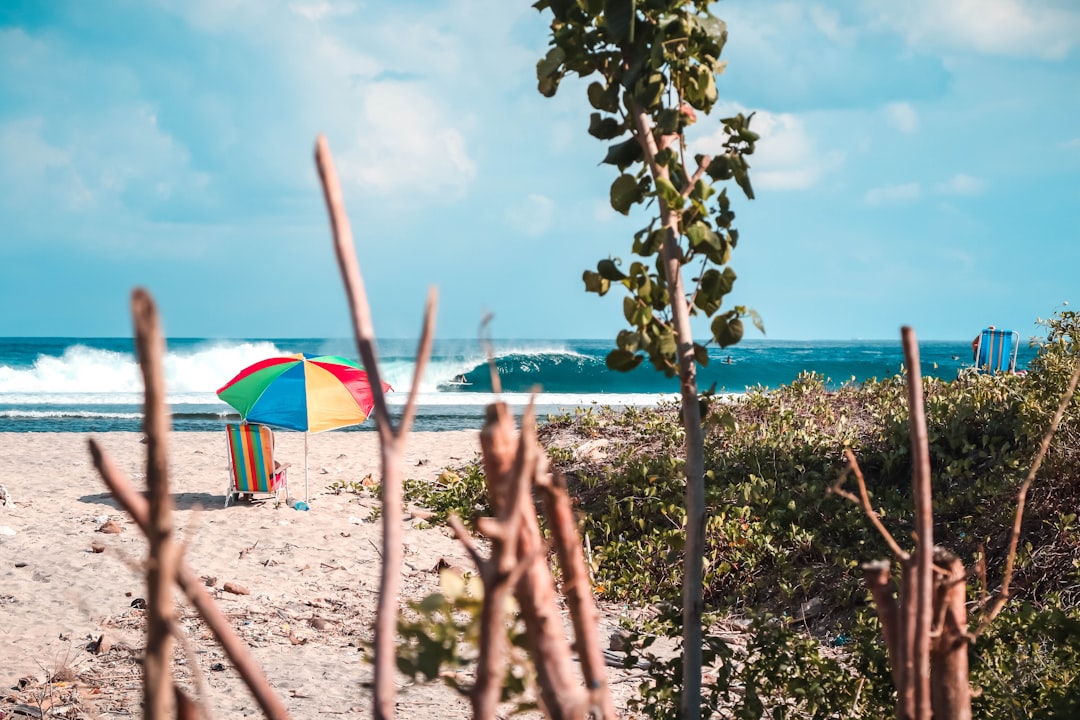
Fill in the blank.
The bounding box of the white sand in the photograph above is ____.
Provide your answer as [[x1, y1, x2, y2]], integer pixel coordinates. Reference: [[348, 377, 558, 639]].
[[0, 430, 638, 718]]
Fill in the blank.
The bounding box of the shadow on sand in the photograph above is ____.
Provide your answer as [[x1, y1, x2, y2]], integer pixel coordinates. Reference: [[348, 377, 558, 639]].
[[78, 491, 238, 512]]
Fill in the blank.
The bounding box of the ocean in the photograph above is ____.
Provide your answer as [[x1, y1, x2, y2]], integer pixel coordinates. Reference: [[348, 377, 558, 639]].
[[0, 337, 1036, 433]]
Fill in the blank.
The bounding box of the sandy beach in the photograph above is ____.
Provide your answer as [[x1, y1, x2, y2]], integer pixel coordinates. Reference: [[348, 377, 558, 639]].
[[0, 430, 639, 718]]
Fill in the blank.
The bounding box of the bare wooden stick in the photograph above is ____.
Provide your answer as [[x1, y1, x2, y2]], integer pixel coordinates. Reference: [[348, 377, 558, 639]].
[[536, 465, 617, 720], [977, 359, 1080, 633], [131, 289, 176, 720], [314, 134, 439, 720], [861, 560, 902, 696], [89, 441, 292, 720], [480, 402, 584, 719], [170, 617, 213, 720], [397, 289, 438, 436], [830, 450, 910, 561], [314, 134, 392, 440], [901, 326, 933, 720], [929, 547, 971, 720], [898, 558, 915, 718]]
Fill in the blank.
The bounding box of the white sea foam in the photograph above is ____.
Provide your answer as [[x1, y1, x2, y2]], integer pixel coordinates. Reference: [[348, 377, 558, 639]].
[[0, 341, 285, 397], [0, 340, 596, 402]]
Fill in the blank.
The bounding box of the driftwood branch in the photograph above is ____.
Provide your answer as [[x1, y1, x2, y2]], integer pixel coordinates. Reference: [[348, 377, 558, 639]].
[[929, 548, 971, 720], [861, 560, 902, 695], [131, 289, 176, 720], [479, 402, 585, 719], [398, 288, 438, 436], [536, 465, 617, 720], [314, 134, 393, 441], [314, 133, 438, 720], [976, 359, 1080, 633], [901, 327, 933, 720], [89, 441, 292, 720]]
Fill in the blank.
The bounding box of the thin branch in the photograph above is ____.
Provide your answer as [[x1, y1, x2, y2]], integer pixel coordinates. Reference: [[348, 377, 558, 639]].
[[447, 514, 487, 572], [479, 312, 502, 396], [89, 440, 292, 720], [170, 616, 213, 720], [397, 288, 438, 437], [830, 449, 910, 562], [314, 134, 393, 441], [902, 326, 933, 720], [131, 288, 176, 720], [861, 560, 902, 695], [680, 154, 711, 198], [977, 359, 1080, 633], [536, 464, 618, 720], [315, 133, 436, 720]]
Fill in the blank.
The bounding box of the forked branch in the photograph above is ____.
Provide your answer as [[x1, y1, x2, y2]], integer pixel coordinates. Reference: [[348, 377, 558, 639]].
[[314, 133, 438, 720]]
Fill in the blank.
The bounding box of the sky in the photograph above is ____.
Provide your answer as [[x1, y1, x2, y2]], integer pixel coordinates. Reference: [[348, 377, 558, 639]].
[[0, 0, 1077, 342]]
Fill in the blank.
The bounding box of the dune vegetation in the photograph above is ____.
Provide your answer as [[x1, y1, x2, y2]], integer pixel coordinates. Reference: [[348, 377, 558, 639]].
[[405, 308, 1080, 718]]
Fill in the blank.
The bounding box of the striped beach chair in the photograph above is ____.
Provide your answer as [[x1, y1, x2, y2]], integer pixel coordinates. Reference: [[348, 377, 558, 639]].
[[224, 423, 289, 507], [975, 328, 1019, 374]]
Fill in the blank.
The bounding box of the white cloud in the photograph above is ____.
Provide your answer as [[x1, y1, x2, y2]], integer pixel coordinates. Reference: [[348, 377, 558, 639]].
[[1063, 137, 1080, 149], [884, 102, 919, 133], [289, 1, 355, 22], [864, 182, 922, 206], [505, 193, 555, 237], [868, 0, 1080, 59], [152, 0, 541, 204], [337, 82, 476, 197], [0, 107, 206, 214], [936, 173, 987, 196], [808, 6, 858, 45], [694, 106, 844, 191]]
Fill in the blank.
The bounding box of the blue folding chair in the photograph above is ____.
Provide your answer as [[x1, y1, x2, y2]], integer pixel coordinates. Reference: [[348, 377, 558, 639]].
[[974, 328, 1019, 373]]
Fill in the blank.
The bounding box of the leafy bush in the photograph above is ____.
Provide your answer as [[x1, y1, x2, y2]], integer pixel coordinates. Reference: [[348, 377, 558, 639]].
[[403, 309, 1080, 716]]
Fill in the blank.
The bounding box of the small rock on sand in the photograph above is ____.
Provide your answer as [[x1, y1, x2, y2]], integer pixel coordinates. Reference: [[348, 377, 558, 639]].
[[223, 582, 250, 596]]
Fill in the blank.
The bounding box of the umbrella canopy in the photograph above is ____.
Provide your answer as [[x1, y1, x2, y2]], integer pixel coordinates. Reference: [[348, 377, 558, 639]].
[[216, 353, 392, 505], [216, 353, 390, 433]]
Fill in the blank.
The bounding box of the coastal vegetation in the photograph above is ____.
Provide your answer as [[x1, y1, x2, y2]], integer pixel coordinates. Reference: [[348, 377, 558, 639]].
[[404, 308, 1080, 717]]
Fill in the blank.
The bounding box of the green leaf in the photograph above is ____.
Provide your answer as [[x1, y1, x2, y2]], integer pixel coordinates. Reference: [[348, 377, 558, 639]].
[[583, 270, 610, 295], [748, 307, 766, 334], [587, 81, 620, 113], [706, 155, 732, 181], [597, 258, 627, 281], [588, 112, 624, 140], [606, 348, 644, 372], [685, 221, 716, 250], [602, 138, 643, 170], [616, 329, 641, 352], [633, 71, 666, 109], [609, 172, 643, 214], [654, 176, 683, 208], [656, 108, 681, 134], [603, 0, 634, 45], [536, 46, 566, 81], [693, 342, 709, 367], [711, 314, 744, 348]]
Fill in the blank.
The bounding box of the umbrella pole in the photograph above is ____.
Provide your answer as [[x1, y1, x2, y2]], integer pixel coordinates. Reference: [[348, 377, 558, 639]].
[[304, 432, 310, 504]]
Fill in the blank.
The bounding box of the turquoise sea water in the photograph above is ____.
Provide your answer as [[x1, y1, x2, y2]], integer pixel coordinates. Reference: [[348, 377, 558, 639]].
[[0, 337, 1037, 433]]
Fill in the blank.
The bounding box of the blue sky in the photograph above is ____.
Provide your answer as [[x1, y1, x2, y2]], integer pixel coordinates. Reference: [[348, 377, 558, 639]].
[[1, 1, 1077, 341]]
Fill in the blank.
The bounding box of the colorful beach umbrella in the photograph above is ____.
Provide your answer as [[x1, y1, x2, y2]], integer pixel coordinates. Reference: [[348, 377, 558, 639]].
[[216, 353, 391, 502]]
